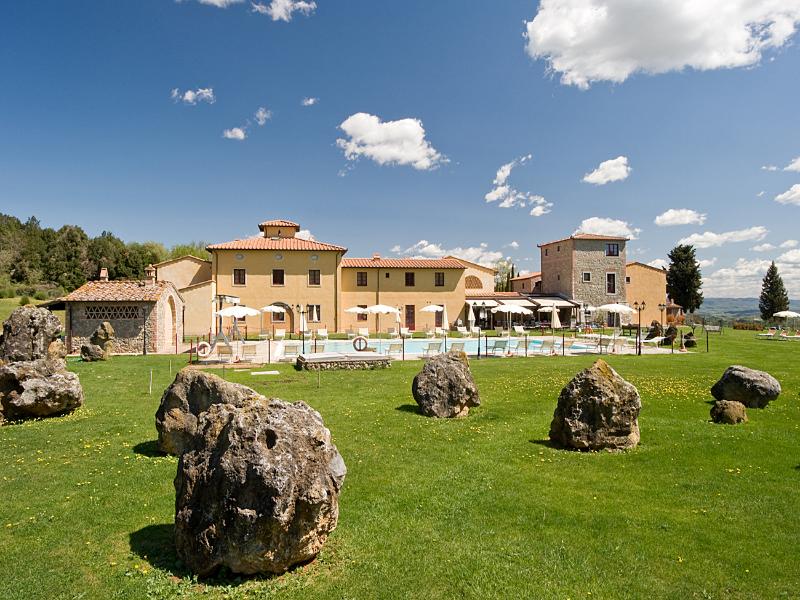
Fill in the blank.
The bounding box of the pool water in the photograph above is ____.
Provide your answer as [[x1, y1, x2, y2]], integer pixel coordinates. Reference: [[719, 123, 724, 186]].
[[307, 337, 568, 355]]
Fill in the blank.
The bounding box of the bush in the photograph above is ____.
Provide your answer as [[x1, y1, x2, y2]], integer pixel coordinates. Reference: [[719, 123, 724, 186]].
[[18, 296, 30, 306], [0, 288, 11, 299], [733, 321, 762, 331], [33, 291, 46, 301]]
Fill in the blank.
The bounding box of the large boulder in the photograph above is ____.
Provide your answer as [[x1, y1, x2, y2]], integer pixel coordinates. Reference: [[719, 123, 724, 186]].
[[662, 325, 678, 346], [0, 306, 62, 362], [0, 358, 84, 420], [549, 359, 641, 451], [411, 351, 480, 418], [156, 369, 261, 455], [710, 400, 748, 425], [711, 366, 781, 409], [81, 321, 115, 361], [80, 343, 105, 362], [645, 320, 663, 340], [174, 397, 346, 577]]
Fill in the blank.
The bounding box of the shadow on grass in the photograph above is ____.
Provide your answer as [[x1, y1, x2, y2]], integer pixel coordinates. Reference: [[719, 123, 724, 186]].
[[529, 438, 556, 448], [133, 440, 164, 457], [395, 404, 421, 415]]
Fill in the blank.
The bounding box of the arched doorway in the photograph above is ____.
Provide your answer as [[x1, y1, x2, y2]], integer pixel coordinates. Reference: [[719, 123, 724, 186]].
[[166, 295, 177, 353], [267, 302, 294, 336]]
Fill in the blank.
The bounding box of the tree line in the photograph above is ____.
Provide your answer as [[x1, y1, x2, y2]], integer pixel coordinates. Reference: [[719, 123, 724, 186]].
[[0, 213, 209, 296]]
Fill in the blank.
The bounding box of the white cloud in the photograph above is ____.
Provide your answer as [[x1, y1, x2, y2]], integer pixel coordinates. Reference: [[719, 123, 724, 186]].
[[752, 243, 776, 252], [255, 106, 272, 126], [582, 156, 630, 185], [295, 229, 315, 241], [525, 1, 800, 89], [191, 0, 244, 7], [784, 157, 800, 172], [761, 165, 778, 171], [698, 258, 718, 268], [508, 241, 520, 249], [778, 249, 800, 263], [222, 127, 247, 140], [393, 240, 503, 267], [775, 184, 800, 205], [484, 154, 553, 216], [301, 97, 319, 106], [703, 257, 800, 297], [647, 259, 668, 269], [757, 190, 766, 197], [251, 0, 316, 21], [781, 239, 799, 248], [171, 87, 215, 105], [654, 208, 707, 227], [678, 226, 768, 249], [336, 112, 447, 171], [574, 217, 639, 239]]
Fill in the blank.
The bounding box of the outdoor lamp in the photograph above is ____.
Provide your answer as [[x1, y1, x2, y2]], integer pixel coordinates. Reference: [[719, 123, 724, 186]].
[[479, 302, 486, 320]]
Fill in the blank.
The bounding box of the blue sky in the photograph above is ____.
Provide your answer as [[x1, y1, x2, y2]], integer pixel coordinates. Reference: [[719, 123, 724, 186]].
[[2, 0, 800, 296]]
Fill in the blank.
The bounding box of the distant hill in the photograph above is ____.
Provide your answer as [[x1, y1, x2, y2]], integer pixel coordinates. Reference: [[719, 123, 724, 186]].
[[694, 298, 800, 321]]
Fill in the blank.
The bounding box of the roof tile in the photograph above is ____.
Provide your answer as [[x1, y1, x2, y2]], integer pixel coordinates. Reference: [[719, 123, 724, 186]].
[[341, 258, 466, 269], [207, 236, 347, 252], [64, 280, 173, 302]]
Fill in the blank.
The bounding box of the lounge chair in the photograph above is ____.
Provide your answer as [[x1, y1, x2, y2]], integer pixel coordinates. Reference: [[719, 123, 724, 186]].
[[434, 327, 445, 337], [448, 341, 465, 353], [302, 330, 313, 340], [385, 341, 403, 356], [456, 326, 470, 337], [495, 327, 506, 337], [536, 339, 554, 355], [314, 342, 326, 353], [470, 326, 481, 338], [400, 327, 413, 339], [282, 342, 301, 360], [241, 344, 258, 362], [641, 336, 665, 349], [422, 340, 443, 357], [216, 343, 234, 362], [425, 328, 435, 338], [357, 327, 370, 338], [512, 325, 525, 335], [273, 328, 286, 341], [487, 338, 508, 355], [316, 328, 329, 340], [597, 337, 613, 353], [507, 339, 521, 355], [387, 327, 400, 339]]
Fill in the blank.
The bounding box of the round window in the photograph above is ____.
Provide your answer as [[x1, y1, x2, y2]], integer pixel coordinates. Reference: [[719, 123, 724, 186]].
[[235, 253, 244, 261], [310, 254, 319, 261], [275, 254, 283, 261]]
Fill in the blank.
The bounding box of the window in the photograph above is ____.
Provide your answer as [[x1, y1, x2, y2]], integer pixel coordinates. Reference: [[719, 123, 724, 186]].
[[582, 272, 591, 283], [308, 269, 321, 286], [606, 243, 620, 257], [557, 274, 560, 281], [84, 305, 140, 320], [272, 269, 284, 286], [357, 304, 368, 321], [557, 245, 561, 252], [434, 272, 445, 287], [625, 276, 631, 284], [233, 268, 246, 286], [385, 272, 390, 278], [435, 311, 443, 328], [545, 248, 549, 256], [272, 310, 285, 322], [405, 272, 415, 287], [356, 271, 368, 286], [306, 305, 321, 323], [606, 273, 617, 294]]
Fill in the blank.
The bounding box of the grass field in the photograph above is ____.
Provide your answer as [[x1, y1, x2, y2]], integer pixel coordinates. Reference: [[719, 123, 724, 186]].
[[0, 329, 798, 599]]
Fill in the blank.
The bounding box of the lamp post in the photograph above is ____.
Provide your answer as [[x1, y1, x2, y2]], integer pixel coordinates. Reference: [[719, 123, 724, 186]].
[[658, 303, 666, 333], [295, 304, 306, 354], [633, 301, 646, 355]]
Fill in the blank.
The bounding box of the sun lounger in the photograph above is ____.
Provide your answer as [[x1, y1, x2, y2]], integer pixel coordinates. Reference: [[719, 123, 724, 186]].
[[385, 341, 403, 356], [434, 327, 445, 337], [315, 328, 329, 340], [216, 343, 234, 362], [487, 338, 508, 355], [456, 326, 470, 337], [387, 327, 400, 339], [282, 342, 301, 360], [273, 328, 286, 341], [400, 327, 413, 339], [537, 339, 554, 355], [470, 326, 481, 337], [357, 327, 370, 338], [422, 340, 443, 357], [448, 341, 465, 353], [641, 336, 665, 348], [513, 325, 525, 335], [241, 344, 259, 362]]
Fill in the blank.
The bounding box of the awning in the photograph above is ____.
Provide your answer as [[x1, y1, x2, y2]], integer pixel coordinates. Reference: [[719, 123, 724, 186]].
[[499, 298, 537, 308], [530, 297, 578, 308], [466, 299, 499, 308]]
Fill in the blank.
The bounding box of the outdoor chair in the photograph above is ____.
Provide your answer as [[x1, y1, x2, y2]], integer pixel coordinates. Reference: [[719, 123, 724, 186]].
[[385, 341, 403, 356], [425, 328, 435, 338], [282, 342, 301, 360], [507, 339, 521, 355], [537, 339, 554, 355], [597, 337, 613, 353], [456, 326, 470, 337], [434, 327, 445, 337], [314, 342, 326, 353], [357, 327, 370, 337], [273, 328, 286, 341], [448, 341, 465, 353], [387, 327, 400, 338], [400, 327, 413, 339], [241, 344, 258, 362], [495, 327, 506, 336], [513, 325, 525, 335], [487, 338, 508, 356], [470, 326, 481, 338], [641, 336, 665, 349], [316, 328, 329, 340], [302, 330, 313, 340], [422, 340, 443, 357]]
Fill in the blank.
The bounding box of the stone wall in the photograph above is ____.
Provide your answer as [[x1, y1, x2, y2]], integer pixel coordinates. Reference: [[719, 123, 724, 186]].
[[67, 301, 157, 354], [540, 239, 574, 298], [155, 287, 184, 354], [573, 239, 628, 322]]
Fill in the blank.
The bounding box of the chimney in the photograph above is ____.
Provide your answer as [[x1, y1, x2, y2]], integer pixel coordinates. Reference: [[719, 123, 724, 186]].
[[372, 253, 381, 261], [99, 267, 109, 282], [144, 264, 156, 285]]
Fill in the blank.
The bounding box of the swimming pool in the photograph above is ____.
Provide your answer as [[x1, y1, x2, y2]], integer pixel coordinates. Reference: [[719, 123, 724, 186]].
[[301, 336, 576, 356]]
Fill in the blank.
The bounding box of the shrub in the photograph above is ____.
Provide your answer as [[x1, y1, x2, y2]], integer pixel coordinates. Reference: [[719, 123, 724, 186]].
[[18, 296, 30, 306], [33, 291, 47, 301], [733, 321, 762, 331], [0, 288, 11, 299]]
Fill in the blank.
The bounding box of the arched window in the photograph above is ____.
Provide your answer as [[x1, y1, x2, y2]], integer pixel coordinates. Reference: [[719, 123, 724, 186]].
[[465, 275, 482, 290]]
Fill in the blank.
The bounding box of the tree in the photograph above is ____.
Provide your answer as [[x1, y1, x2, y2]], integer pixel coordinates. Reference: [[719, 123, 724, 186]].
[[666, 244, 703, 313], [759, 261, 789, 321], [494, 258, 513, 291]]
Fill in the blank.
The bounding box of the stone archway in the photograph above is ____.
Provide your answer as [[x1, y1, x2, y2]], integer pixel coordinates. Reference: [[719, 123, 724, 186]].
[[268, 302, 294, 335], [166, 295, 177, 353]]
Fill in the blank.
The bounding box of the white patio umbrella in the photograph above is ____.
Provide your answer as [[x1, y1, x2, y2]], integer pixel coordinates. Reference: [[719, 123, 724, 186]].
[[442, 304, 449, 333], [597, 303, 636, 343], [260, 305, 286, 335], [365, 304, 401, 346], [773, 310, 800, 318], [421, 304, 443, 334], [492, 304, 532, 334], [467, 303, 476, 328], [215, 305, 260, 342], [345, 306, 368, 314]]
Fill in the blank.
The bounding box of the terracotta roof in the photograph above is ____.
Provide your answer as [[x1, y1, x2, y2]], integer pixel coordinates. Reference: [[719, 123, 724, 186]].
[[64, 280, 174, 302], [153, 255, 211, 268], [511, 271, 541, 281], [258, 219, 300, 230], [341, 257, 466, 269], [207, 236, 347, 252], [538, 233, 628, 247], [626, 261, 667, 273], [443, 256, 498, 274], [466, 291, 528, 298]]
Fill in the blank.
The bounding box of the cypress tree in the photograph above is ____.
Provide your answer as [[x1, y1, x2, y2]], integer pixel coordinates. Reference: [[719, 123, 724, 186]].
[[666, 244, 704, 313], [758, 262, 789, 321]]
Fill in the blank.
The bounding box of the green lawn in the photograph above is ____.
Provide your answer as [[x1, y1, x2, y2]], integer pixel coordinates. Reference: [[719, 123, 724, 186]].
[[0, 330, 798, 599]]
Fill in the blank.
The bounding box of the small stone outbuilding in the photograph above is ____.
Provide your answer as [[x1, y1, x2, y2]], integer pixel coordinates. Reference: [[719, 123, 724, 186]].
[[61, 269, 184, 355]]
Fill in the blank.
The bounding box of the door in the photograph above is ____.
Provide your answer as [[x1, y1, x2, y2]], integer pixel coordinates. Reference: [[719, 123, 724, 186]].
[[405, 305, 415, 330]]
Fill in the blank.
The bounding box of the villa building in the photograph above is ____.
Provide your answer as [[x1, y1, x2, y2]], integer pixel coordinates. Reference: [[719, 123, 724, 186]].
[[153, 255, 212, 336], [625, 262, 683, 326], [511, 271, 542, 294]]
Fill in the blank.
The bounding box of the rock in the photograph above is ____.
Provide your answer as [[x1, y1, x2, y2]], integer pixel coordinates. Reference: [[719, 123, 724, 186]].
[[47, 339, 67, 360], [684, 332, 697, 348], [711, 365, 781, 409], [710, 400, 748, 425], [80, 344, 106, 362], [0, 358, 84, 420], [662, 325, 678, 346], [174, 396, 346, 577], [411, 351, 480, 418], [645, 320, 663, 340], [156, 369, 261, 455], [549, 359, 641, 451], [0, 306, 62, 362]]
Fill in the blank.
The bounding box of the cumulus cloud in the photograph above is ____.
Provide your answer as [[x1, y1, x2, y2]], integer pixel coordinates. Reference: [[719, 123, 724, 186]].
[[525, 0, 800, 89], [574, 217, 639, 239], [775, 184, 800, 205], [251, 0, 316, 21], [295, 229, 315, 241], [222, 127, 247, 140], [171, 87, 215, 105], [678, 226, 768, 249], [781, 239, 799, 248], [189, 0, 244, 7], [698, 258, 718, 268], [508, 241, 520, 249], [647, 259, 668, 269], [484, 155, 553, 216], [582, 156, 630, 185], [393, 240, 503, 267], [255, 106, 272, 125], [752, 243, 776, 252], [761, 165, 778, 171], [785, 157, 800, 172], [703, 257, 800, 297], [301, 97, 319, 106], [336, 112, 447, 171], [654, 208, 707, 227]]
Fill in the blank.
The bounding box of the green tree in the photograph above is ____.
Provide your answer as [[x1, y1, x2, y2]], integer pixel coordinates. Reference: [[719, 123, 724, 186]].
[[666, 244, 704, 313], [168, 241, 211, 261], [758, 261, 789, 321], [87, 231, 127, 279], [494, 258, 512, 292]]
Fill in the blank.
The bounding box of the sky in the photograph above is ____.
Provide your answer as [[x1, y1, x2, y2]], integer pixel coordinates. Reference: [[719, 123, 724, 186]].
[[2, 0, 800, 297]]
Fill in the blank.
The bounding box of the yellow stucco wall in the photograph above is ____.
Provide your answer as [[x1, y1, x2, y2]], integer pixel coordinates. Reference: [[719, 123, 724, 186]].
[[339, 267, 466, 333], [156, 257, 211, 290], [181, 280, 214, 337], [212, 249, 341, 334], [625, 263, 668, 327], [461, 265, 495, 293]]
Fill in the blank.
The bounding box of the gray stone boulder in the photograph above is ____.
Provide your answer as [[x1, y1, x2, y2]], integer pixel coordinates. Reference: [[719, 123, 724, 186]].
[[549, 359, 641, 451], [645, 320, 663, 340], [81, 321, 115, 361], [662, 325, 678, 346], [711, 365, 781, 408], [80, 343, 105, 362], [0, 358, 84, 420], [156, 369, 261, 455], [710, 400, 748, 425], [0, 306, 62, 362], [411, 351, 480, 418], [174, 397, 346, 577]]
